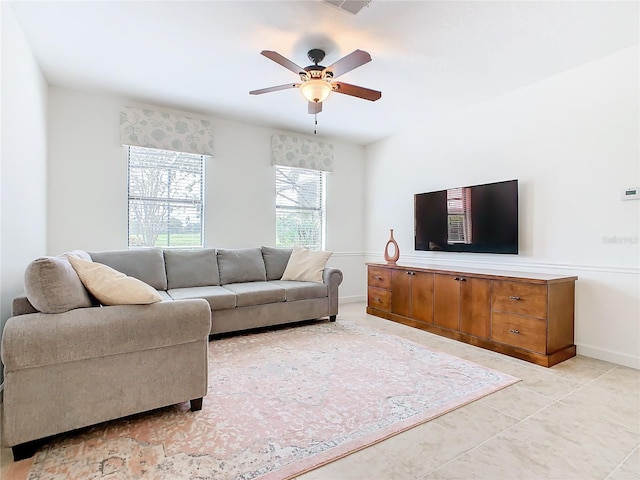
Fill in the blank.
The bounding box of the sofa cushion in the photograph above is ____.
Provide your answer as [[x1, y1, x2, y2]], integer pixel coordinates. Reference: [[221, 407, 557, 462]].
[[89, 248, 167, 290], [23, 256, 93, 314], [2, 299, 211, 371], [68, 256, 162, 306], [270, 280, 328, 302], [67, 250, 92, 261], [164, 249, 219, 289], [156, 290, 173, 302], [281, 246, 333, 283], [168, 286, 237, 311], [222, 282, 286, 307], [261, 246, 293, 280], [217, 248, 267, 284]]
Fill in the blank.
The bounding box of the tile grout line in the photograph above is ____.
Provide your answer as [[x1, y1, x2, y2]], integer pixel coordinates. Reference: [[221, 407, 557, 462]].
[[603, 443, 640, 480], [553, 365, 619, 403], [417, 364, 618, 479], [417, 400, 563, 479], [600, 367, 640, 480]]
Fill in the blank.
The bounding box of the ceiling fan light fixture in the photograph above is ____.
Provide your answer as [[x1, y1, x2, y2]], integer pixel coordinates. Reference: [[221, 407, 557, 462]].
[[300, 79, 332, 103]]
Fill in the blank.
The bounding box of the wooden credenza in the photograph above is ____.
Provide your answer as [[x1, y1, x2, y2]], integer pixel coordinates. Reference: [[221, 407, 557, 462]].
[[367, 263, 577, 367]]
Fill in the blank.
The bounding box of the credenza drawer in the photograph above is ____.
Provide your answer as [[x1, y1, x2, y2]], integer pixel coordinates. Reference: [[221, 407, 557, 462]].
[[368, 287, 391, 312], [368, 267, 392, 289], [492, 281, 547, 319], [492, 312, 546, 353]]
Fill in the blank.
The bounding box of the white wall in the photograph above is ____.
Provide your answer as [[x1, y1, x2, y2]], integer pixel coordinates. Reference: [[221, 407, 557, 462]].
[[364, 46, 640, 368], [47, 88, 366, 301], [0, 4, 49, 385], [10, 29, 638, 371]]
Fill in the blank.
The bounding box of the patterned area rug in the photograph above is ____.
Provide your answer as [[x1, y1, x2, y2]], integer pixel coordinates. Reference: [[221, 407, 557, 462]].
[[5, 320, 519, 480]]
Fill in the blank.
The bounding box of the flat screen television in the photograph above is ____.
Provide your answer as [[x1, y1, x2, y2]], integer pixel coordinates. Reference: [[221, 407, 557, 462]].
[[415, 179, 518, 254]]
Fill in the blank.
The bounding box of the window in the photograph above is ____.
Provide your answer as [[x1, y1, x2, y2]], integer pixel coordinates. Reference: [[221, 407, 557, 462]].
[[128, 146, 205, 248], [275, 165, 326, 250], [447, 187, 472, 244]]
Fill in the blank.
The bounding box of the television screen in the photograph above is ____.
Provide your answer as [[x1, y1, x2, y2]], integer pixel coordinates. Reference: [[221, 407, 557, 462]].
[[415, 179, 518, 254]]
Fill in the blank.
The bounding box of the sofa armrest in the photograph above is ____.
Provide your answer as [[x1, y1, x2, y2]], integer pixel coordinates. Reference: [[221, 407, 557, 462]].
[[11, 295, 38, 317], [323, 267, 343, 287], [1, 299, 211, 372], [323, 267, 343, 318]]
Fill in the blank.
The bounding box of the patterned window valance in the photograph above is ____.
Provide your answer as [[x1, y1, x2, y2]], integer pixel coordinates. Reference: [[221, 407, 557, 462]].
[[120, 106, 214, 156], [271, 134, 333, 172]]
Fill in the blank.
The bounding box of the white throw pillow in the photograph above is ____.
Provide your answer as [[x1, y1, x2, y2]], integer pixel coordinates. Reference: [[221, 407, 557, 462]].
[[67, 255, 162, 306], [281, 246, 332, 283]]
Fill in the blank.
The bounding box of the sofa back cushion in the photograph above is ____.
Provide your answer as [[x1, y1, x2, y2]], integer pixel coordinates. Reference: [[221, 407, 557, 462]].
[[23, 255, 93, 313], [217, 248, 267, 284], [164, 249, 220, 289], [68, 256, 163, 305], [261, 246, 293, 280], [89, 248, 167, 290]]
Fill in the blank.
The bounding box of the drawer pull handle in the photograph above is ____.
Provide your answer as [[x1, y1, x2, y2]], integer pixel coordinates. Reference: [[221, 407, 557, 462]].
[[454, 277, 466, 281], [406, 271, 416, 276], [509, 329, 521, 334], [375, 297, 381, 302], [375, 275, 383, 280], [509, 296, 521, 301]]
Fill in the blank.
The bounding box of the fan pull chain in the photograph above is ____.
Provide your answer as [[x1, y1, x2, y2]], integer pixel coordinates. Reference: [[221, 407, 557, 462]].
[[314, 113, 318, 135]]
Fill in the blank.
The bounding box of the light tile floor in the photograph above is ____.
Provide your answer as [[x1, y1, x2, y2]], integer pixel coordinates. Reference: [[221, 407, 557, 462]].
[[1, 302, 638, 479], [297, 303, 640, 480]]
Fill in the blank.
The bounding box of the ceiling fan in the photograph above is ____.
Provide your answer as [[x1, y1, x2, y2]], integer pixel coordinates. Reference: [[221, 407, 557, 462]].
[[249, 48, 382, 115]]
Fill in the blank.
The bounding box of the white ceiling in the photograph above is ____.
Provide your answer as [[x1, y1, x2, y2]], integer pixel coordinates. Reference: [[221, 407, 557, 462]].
[[8, 0, 639, 145]]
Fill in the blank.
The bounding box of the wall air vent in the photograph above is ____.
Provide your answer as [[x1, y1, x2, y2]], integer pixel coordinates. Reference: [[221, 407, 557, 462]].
[[324, 0, 371, 15]]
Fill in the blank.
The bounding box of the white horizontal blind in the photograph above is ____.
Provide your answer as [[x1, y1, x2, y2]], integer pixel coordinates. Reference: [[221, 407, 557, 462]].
[[128, 146, 204, 248], [275, 166, 325, 250]]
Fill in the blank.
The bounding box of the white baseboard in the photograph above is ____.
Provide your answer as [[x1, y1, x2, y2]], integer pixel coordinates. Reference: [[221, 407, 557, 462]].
[[576, 344, 640, 370], [339, 295, 366, 304]]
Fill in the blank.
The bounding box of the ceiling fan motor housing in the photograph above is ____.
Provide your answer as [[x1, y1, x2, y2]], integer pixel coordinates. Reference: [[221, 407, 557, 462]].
[[302, 49, 329, 81], [307, 48, 326, 65], [300, 68, 333, 82]]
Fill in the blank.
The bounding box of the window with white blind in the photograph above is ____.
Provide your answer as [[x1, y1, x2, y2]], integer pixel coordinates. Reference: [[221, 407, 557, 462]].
[[128, 146, 205, 248], [447, 187, 472, 244], [275, 165, 326, 250]]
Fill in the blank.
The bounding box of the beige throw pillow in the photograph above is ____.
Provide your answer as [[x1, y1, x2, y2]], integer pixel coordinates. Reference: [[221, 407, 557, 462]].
[[67, 255, 162, 306], [281, 246, 332, 283]]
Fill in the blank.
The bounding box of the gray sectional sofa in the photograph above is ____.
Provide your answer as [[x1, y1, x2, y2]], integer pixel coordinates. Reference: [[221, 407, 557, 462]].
[[1, 246, 343, 460]]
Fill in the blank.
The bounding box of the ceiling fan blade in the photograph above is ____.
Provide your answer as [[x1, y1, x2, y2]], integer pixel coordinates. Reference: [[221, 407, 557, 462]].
[[308, 101, 323, 114], [332, 81, 382, 101], [325, 50, 372, 78], [249, 83, 299, 95], [260, 50, 305, 75]]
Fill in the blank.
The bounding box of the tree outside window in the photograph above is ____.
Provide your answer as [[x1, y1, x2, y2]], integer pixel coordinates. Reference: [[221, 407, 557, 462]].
[[128, 146, 205, 248], [275, 166, 325, 250]]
